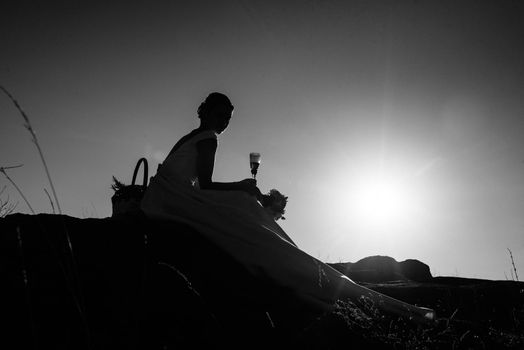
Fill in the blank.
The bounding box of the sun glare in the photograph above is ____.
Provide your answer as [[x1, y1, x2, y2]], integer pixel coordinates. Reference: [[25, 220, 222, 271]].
[[351, 175, 415, 228]]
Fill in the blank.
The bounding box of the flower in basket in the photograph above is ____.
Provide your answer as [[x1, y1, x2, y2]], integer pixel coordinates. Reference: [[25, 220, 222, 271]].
[[110, 176, 145, 201], [110, 176, 146, 216], [110, 176, 126, 192], [261, 189, 288, 221]]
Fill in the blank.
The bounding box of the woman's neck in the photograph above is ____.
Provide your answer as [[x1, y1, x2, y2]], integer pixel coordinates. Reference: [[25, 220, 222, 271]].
[[196, 123, 216, 132]]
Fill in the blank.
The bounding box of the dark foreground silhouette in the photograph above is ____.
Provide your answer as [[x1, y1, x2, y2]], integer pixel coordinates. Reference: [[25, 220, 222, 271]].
[[1, 213, 523, 349]]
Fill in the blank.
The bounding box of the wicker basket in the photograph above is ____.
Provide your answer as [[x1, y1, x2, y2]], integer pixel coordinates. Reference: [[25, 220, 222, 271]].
[[111, 158, 148, 217]]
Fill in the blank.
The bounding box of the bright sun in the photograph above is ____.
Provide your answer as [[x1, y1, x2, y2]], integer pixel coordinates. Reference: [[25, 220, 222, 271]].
[[351, 175, 415, 228]]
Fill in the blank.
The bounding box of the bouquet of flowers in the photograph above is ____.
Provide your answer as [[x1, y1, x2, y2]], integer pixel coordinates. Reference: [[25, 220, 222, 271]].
[[261, 189, 288, 221]]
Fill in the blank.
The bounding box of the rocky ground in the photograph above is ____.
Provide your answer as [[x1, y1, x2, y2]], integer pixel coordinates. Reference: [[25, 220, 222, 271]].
[[1, 213, 523, 349]]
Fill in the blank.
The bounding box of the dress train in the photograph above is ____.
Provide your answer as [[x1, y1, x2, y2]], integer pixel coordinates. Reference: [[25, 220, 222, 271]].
[[140, 173, 435, 324]]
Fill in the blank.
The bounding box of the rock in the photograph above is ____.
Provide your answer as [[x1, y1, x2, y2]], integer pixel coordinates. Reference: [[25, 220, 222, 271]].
[[0, 213, 316, 349], [328, 255, 432, 283], [399, 259, 432, 282]]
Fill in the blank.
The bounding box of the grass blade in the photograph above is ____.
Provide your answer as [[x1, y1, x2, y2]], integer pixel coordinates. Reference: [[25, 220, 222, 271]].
[[0, 85, 62, 214]]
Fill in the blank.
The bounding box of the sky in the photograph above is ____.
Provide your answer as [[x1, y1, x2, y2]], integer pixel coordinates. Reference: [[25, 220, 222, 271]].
[[1, 0, 524, 280]]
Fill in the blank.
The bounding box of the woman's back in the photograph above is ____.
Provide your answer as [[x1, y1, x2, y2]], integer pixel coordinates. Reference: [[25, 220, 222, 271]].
[[158, 129, 217, 188]]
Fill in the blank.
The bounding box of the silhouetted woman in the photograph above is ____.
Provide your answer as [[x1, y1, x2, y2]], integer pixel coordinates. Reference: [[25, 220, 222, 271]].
[[140, 92, 435, 326]]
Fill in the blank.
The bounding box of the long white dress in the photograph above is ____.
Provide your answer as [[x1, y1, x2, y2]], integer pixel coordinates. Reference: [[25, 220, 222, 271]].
[[140, 130, 435, 324]]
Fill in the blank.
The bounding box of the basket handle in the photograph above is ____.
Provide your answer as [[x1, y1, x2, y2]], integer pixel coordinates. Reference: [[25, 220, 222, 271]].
[[131, 158, 148, 189]]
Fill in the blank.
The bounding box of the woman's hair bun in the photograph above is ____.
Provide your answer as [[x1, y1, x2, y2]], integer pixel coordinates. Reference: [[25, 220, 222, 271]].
[[198, 92, 234, 119]]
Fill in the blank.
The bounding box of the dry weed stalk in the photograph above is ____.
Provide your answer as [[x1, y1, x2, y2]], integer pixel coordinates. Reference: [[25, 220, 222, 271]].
[[0, 165, 34, 214], [44, 188, 56, 214], [0, 85, 62, 214], [507, 248, 519, 281], [1, 86, 91, 345], [0, 185, 18, 217]]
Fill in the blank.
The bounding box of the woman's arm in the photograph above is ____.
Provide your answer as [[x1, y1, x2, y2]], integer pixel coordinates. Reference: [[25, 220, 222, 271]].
[[196, 138, 261, 198]]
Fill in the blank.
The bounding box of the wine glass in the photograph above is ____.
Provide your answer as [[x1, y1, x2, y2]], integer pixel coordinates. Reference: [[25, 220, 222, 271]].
[[249, 152, 261, 179]]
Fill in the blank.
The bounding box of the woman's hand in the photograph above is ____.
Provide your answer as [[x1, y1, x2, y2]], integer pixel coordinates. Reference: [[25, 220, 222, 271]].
[[239, 178, 263, 200]]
